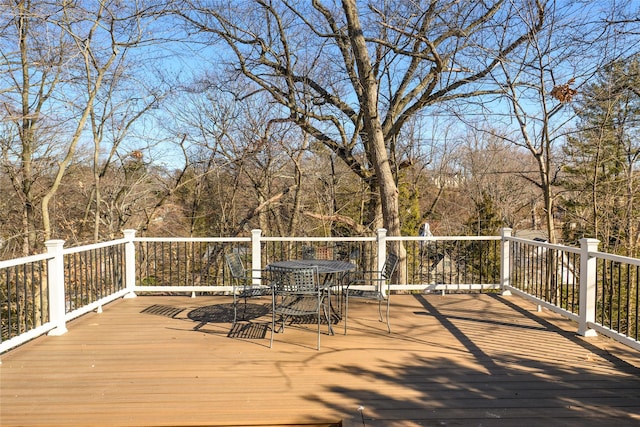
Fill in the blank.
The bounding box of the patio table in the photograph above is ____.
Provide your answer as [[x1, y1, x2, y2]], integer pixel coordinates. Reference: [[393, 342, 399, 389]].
[[266, 259, 355, 275], [266, 259, 356, 334]]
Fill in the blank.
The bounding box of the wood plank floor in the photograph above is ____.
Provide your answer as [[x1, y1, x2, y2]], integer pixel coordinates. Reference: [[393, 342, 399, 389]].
[[1, 293, 640, 426]]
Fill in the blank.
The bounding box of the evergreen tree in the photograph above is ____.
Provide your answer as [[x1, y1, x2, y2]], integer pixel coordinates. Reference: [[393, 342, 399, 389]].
[[561, 56, 640, 255], [463, 191, 504, 284]]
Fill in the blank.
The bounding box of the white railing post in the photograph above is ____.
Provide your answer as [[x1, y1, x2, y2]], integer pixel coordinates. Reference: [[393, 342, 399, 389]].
[[376, 228, 388, 296], [500, 228, 512, 296], [376, 228, 388, 272], [45, 239, 68, 336], [123, 229, 137, 299], [251, 229, 262, 284], [578, 238, 599, 337]]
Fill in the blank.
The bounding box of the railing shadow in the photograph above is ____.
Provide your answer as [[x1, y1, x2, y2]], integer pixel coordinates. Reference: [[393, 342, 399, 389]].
[[307, 294, 640, 425], [186, 302, 271, 339]]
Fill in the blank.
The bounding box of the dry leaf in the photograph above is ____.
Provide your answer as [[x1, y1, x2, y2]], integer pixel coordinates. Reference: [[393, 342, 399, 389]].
[[550, 79, 577, 103]]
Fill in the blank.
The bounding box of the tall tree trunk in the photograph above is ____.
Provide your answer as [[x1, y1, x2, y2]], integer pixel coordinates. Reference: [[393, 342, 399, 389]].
[[342, 0, 406, 283]]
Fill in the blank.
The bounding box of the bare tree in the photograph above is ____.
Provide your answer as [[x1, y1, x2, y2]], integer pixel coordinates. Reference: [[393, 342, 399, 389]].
[[0, 0, 162, 252], [175, 0, 546, 223], [1, 1, 65, 254], [165, 79, 311, 237], [174, 0, 547, 281], [457, 128, 539, 232], [41, 1, 164, 242], [84, 69, 167, 242], [485, 1, 638, 243]]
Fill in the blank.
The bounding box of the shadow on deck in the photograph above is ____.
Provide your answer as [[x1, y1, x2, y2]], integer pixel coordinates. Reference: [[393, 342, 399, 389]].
[[1, 294, 640, 426]]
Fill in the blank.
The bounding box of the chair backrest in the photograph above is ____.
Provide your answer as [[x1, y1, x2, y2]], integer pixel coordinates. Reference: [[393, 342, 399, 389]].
[[382, 252, 399, 280], [315, 246, 334, 260], [270, 266, 318, 294], [302, 245, 334, 260], [225, 253, 245, 279], [302, 246, 316, 260]]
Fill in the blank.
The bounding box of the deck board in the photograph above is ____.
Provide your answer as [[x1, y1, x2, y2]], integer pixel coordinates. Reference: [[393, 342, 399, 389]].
[[2, 293, 640, 426]]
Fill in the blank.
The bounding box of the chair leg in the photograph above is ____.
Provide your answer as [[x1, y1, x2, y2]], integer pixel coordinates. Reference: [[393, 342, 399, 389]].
[[385, 298, 391, 333], [344, 292, 349, 335], [323, 302, 333, 335], [317, 304, 324, 350], [270, 294, 276, 348], [377, 299, 391, 333], [232, 293, 237, 326], [242, 295, 247, 321]]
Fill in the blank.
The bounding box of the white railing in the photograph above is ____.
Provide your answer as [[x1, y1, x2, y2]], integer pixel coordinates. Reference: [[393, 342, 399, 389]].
[[2, 228, 639, 356], [501, 229, 640, 352], [0, 237, 133, 354], [0, 251, 57, 352]]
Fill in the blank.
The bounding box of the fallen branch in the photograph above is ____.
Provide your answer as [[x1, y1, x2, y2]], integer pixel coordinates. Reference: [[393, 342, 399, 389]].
[[302, 211, 369, 235], [236, 185, 297, 232]]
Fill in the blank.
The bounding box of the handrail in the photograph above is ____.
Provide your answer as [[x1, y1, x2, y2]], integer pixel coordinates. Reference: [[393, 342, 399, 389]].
[[63, 238, 129, 254], [589, 250, 640, 266], [135, 236, 250, 243], [0, 252, 53, 269], [505, 235, 581, 254]]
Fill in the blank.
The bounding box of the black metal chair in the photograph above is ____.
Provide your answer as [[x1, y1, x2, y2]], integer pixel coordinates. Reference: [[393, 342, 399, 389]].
[[302, 245, 334, 260], [301, 246, 316, 260], [343, 252, 399, 334], [225, 252, 270, 326], [269, 265, 328, 350]]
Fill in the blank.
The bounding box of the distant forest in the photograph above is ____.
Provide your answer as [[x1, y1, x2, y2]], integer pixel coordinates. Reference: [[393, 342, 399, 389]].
[[1, 1, 639, 260]]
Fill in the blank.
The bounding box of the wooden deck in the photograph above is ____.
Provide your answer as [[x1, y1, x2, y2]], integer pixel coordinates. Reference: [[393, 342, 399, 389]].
[[2, 293, 640, 426]]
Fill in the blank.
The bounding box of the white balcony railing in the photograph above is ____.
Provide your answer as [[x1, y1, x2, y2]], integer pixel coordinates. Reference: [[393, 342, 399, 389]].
[[1, 228, 639, 356]]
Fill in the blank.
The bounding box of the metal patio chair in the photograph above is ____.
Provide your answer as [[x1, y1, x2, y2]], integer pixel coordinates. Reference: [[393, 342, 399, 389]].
[[343, 252, 399, 334], [302, 245, 334, 260], [269, 265, 329, 350], [225, 252, 270, 326]]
